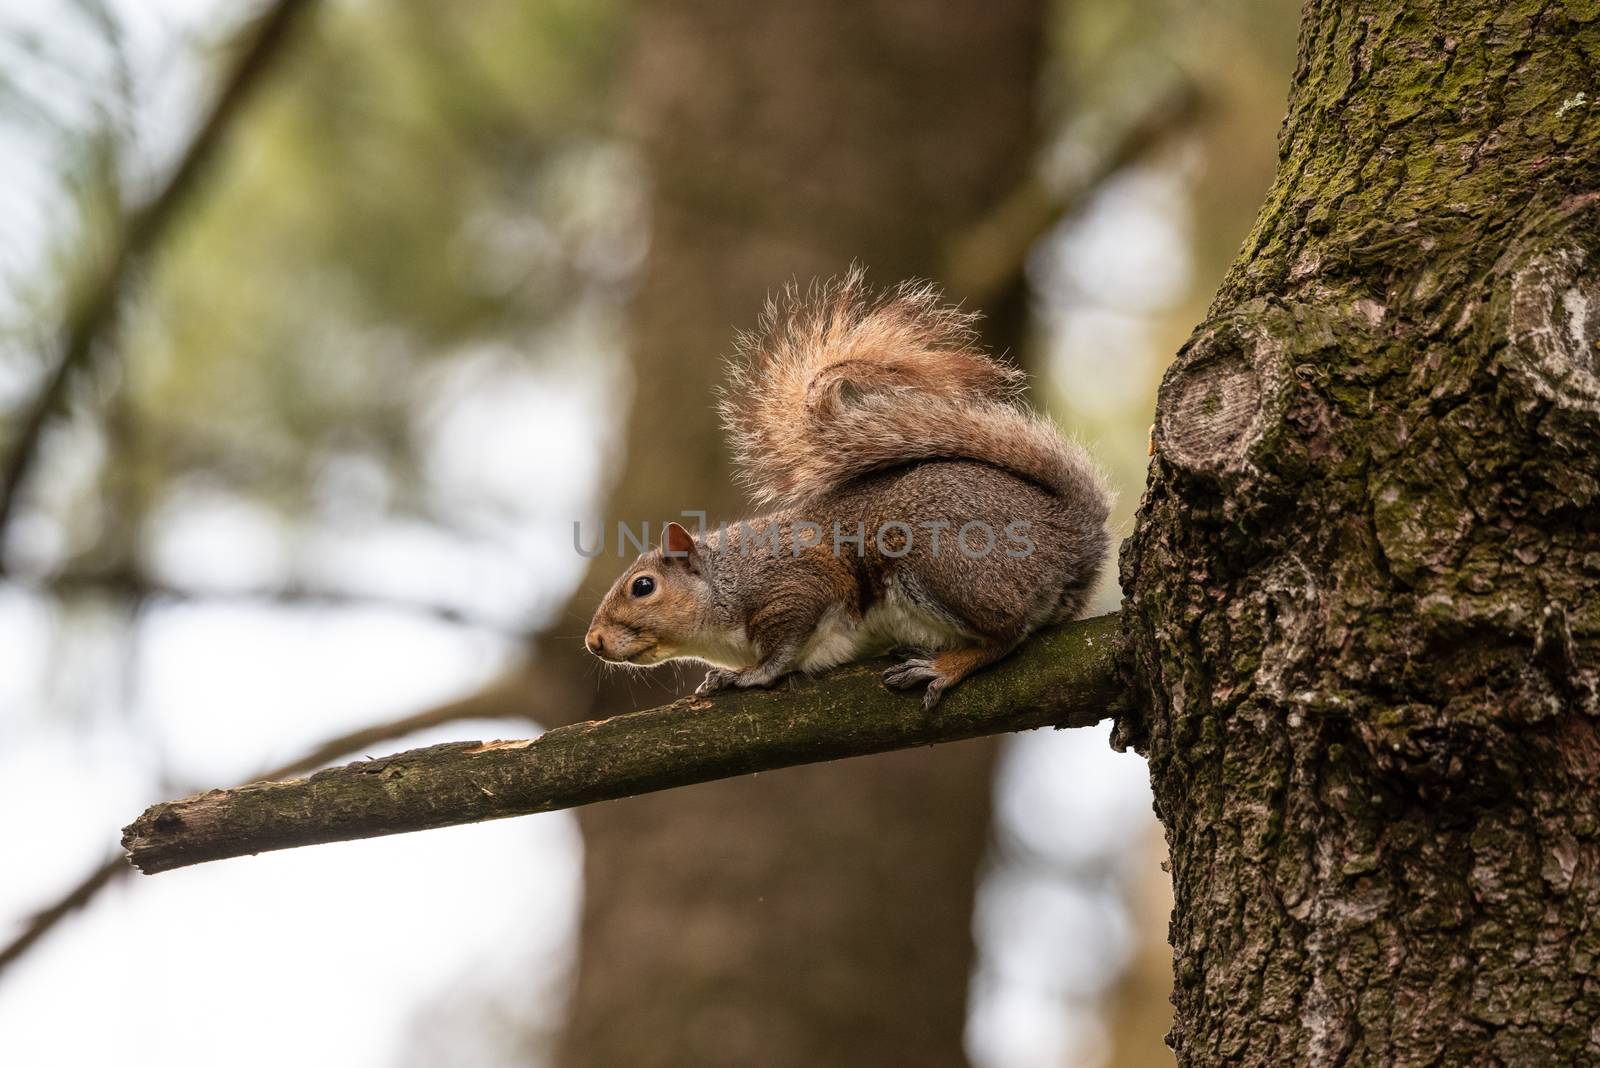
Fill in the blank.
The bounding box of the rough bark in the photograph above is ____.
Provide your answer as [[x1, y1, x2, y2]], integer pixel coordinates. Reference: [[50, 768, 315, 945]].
[[554, 3, 1045, 1066], [121, 616, 1119, 873], [1121, 0, 1600, 1064]]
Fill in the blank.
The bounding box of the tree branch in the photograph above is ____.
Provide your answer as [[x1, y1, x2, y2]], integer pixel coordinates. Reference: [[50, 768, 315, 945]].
[[27, 563, 517, 633], [0, 856, 123, 977], [0, 0, 318, 565], [123, 614, 1123, 874], [1, 660, 568, 977]]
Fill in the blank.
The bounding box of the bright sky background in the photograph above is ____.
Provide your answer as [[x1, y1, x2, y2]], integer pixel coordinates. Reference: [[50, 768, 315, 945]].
[[0, 4, 1186, 1066]]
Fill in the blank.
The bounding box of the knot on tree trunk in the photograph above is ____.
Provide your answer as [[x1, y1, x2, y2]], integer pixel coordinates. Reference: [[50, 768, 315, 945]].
[[1495, 193, 1600, 428], [1155, 313, 1281, 478], [1151, 301, 1354, 522]]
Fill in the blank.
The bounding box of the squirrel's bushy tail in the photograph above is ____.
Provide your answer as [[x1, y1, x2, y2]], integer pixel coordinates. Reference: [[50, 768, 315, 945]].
[[721, 270, 1110, 514]]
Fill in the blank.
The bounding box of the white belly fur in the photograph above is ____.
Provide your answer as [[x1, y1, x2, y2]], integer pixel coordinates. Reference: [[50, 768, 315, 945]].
[[795, 581, 972, 673], [669, 625, 761, 670]]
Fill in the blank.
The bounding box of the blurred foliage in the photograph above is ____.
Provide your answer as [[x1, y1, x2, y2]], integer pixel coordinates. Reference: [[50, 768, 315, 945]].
[[129, 0, 633, 522], [6, 0, 635, 573], [1031, 0, 1301, 586], [1, 0, 1306, 580]]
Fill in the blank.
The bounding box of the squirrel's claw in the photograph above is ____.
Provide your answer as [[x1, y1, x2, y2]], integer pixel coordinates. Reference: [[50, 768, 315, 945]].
[[697, 665, 786, 695], [882, 658, 936, 689], [883, 657, 952, 710], [695, 668, 739, 696]]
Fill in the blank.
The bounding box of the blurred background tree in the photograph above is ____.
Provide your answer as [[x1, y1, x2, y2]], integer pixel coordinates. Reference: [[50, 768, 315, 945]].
[[0, 0, 1298, 1064], [554, 2, 1040, 1064]]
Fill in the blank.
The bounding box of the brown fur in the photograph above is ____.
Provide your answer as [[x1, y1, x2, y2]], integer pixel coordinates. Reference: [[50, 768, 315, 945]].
[[720, 268, 1105, 511], [588, 273, 1112, 708]]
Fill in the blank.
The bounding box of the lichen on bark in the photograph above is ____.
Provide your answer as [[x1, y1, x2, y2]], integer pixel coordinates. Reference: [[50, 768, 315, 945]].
[[1121, 0, 1600, 1063]]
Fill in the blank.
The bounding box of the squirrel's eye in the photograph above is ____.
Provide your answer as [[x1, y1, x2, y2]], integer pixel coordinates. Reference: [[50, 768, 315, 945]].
[[630, 575, 656, 598]]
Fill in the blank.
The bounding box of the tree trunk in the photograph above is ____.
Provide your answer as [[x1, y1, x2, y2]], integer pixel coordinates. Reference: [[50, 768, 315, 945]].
[[556, 2, 1045, 1065], [1121, 0, 1600, 1063]]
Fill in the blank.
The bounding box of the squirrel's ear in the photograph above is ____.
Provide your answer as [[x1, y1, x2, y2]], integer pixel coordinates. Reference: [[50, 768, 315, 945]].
[[661, 522, 700, 571]]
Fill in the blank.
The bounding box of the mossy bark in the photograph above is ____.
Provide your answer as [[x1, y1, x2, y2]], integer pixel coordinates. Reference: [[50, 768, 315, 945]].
[[1120, 0, 1600, 1063]]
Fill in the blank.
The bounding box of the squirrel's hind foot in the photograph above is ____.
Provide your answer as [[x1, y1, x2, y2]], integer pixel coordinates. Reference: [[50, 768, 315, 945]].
[[882, 657, 948, 710], [883, 643, 1017, 709]]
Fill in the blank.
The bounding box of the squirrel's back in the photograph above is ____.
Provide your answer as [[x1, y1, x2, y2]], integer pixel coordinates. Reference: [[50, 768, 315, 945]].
[[719, 270, 1112, 527]]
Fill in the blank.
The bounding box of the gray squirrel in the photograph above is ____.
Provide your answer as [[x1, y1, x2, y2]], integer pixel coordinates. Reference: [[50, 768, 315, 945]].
[[584, 271, 1111, 708]]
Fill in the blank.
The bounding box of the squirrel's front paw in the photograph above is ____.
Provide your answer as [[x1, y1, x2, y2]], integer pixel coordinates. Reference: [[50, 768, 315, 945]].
[[695, 668, 740, 696]]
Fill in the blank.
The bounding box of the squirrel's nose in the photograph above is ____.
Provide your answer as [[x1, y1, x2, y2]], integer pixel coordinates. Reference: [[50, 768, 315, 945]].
[[585, 630, 606, 657]]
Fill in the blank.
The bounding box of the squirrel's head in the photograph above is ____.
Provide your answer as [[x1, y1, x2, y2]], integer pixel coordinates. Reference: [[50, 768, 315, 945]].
[[585, 522, 710, 667]]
